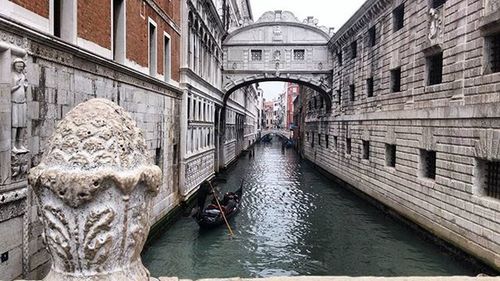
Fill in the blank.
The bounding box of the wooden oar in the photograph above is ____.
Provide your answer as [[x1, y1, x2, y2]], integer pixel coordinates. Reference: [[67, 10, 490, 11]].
[[208, 182, 234, 237]]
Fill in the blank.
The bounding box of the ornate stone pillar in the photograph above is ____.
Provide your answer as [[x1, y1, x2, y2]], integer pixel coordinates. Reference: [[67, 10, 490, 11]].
[[28, 99, 162, 281]]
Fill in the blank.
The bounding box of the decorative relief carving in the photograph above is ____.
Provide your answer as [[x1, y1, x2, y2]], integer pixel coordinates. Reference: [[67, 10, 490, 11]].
[[428, 8, 444, 46], [29, 99, 161, 281]]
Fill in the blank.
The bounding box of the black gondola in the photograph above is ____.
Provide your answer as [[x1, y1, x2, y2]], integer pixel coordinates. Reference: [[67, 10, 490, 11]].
[[193, 181, 243, 229]]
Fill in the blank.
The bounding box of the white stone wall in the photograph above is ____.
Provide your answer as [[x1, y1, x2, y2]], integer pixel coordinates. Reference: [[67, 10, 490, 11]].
[[302, 0, 500, 270]]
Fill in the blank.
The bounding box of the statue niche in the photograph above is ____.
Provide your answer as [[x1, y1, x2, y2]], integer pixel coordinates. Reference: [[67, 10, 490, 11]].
[[11, 57, 29, 154]]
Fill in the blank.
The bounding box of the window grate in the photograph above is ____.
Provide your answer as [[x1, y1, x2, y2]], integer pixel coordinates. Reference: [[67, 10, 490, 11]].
[[386, 144, 396, 167], [432, 0, 447, 8], [368, 26, 376, 47], [393, 4, 404, 32], [251, 50, 262, 61], [490, 33, 500, 73], [420, 150, 437, 179], [486, 161, 500, 199], [362, 141, 370, 160], [428, 52, 443, 85], [294, 49, 305, 60], [367, 78, 374, 97], [351, 41, 357, 59], [391, 68, 401, 93], [349, 84, 355, 102]]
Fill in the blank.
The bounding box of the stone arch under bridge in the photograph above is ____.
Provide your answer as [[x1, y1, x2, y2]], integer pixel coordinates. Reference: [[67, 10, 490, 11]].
[[222, 10, 334, 108]]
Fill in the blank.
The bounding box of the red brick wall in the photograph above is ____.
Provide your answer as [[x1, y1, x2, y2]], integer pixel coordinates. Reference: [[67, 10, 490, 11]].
[[78, 0, 112, 49], [10, 0, 49, 18], [127, 0, 180, 82], [155, 0, 181, 24]]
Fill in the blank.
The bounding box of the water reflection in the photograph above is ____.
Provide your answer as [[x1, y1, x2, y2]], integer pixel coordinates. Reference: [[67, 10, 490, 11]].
[[142, 142, 477, 279]]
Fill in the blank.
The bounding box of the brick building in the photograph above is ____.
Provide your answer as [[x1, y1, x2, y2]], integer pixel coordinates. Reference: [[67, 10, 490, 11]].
[[301, 0, 500, 270], [0, 1, 182, 279]]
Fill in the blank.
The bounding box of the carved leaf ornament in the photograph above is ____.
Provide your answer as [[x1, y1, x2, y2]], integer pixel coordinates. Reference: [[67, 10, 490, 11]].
[[28, 99, 162, 281]]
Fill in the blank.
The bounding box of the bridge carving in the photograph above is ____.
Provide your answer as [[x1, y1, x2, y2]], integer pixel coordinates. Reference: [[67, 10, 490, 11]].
[[222, 10, 334, 108]]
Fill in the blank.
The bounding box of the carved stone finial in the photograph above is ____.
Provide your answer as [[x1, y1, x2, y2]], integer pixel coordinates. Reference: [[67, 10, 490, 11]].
[[28, 98, 161, 281]]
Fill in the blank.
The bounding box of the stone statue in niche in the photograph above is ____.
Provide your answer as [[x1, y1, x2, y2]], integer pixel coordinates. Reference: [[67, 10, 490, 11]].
[[428, 8, 442, 41], [11, 58, 29, 155]]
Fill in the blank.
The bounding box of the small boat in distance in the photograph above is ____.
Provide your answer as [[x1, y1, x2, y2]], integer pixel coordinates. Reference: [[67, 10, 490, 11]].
[[193, 181, 243, 229]]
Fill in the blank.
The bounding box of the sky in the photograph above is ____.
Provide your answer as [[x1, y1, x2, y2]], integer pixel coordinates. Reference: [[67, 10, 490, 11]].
[[250, 0, 366, 101]]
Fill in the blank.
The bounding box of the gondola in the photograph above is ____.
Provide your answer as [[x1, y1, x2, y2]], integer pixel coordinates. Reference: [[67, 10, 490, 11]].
[[193, 182, 243, 229]]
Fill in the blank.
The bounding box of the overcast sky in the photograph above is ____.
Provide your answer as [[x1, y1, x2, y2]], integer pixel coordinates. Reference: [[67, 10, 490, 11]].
[[250, 0, 366, 100]]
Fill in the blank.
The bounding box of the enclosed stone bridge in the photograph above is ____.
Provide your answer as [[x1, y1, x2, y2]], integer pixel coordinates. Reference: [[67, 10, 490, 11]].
[[222, 10, 334, 108], [261, 128, 292, 141]]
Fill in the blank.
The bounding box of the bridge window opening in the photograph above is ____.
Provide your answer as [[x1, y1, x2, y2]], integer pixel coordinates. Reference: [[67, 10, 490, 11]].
[[362, 141, 370, 160], [326, 135, 329, 148], [391, 67, 402, 92], [475, 159, 500, 199], [346, 138, 352, 155], [149, 20, 157, 76], [251, 50, 262, 61], [368, 26, 376, 47], [393, 4, 405, 32], [294, 49, 305, 60], [350, 41, 357, 59], [349, 84, 355, 102], [427, 52, 443, 85], [485, 32, 500, 73], [337, 51, 343, 66], [386, 144, 396, 167], [419, 149, 437, 180], [431, 0, 447, 8], [366, 78, 374, 97]]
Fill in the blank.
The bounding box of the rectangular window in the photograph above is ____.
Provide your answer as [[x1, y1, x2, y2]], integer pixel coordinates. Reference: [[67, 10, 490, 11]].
[[349, 84, 355, 102], [312, 133, 315, 148], [337, 89, 342, 104], [326, 135, 329, 148], [420, 149, 437, 180], [351, 41, 357, 59], [432, 0, 447, 8], [53, 0, 61, 38], [386, 144, 396, 167], [366, 78, 374, 97], [251, 50, 262, 61], [149, 21, 157, 76], [486, 33, 500, 73], [368, 26, 376, 47], [427, 52, 443, 85], [393, 4, 404, 32], [477, 160, 500, 199], [346, 138, 352, 155], [113, 0, 125, 63], [391, 67, 401, 92], [337, 51, 343, 66], [362, 140, 370, 160], [187, 97, 192, 120], [294, 49, 305, 60], [164, 34, 171, 81], [318, 134, 321, 146]]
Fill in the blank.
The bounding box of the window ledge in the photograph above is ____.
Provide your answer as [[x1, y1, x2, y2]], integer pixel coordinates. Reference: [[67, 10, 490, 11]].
[[479, 10, 500, 35], [418, 177, 436, 188]]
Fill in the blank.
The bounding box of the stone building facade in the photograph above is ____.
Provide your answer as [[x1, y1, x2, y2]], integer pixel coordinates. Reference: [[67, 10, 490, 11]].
[[301, 0, 500, 270], [0, 0, 182, 280]]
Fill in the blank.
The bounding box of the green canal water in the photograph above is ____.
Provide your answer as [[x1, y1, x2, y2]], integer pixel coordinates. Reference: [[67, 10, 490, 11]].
[[142, 142, 480, 279]]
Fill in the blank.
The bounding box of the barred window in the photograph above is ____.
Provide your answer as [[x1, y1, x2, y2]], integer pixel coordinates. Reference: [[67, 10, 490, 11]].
[[362, 141, 370, 160], [486, 33, 500, 73], [366, 78, 374, 97], [427, 52, 443, 85], [368, 26, 376, 47], [420, 149, 437, 180], [294, 49, 305, 60], [391, 67, 401, 93], [393, 4, 404, 32], [386, 144, 396, 167], [432, 0, 446, 8], [251, 50, 262, 61]]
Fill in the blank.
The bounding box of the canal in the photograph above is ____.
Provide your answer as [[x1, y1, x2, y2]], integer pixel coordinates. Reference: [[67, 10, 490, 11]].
[[142, 141, 479, 279]]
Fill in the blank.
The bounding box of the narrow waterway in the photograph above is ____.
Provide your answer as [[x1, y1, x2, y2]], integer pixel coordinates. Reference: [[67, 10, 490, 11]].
[[142, 141, 479, 279]]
